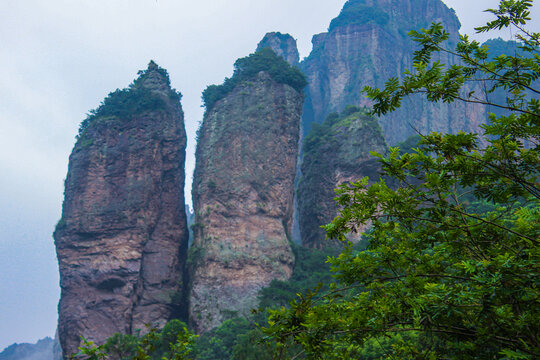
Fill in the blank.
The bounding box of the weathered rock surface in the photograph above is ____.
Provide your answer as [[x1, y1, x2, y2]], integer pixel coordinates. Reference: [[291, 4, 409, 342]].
[[298, 107, 387, 248], [300, 0, 486, 145], [54, 61, 189, 357], [256, 33, 304, 244], [190, 70, 303, 333], [256, 32, 300, 66]]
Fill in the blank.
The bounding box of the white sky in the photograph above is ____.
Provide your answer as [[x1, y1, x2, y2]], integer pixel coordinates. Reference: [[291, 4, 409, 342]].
[[0, 0, 537, 351]]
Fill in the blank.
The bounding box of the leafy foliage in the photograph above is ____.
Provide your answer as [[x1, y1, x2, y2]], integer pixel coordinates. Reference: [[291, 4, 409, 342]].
[[78, 61, 181, 136], [193, 318, 253, 360], [263, 1, 540, 359], [395, 134, 422, 154], [72, 320, 198, 360], [202, 48, 306, 110]]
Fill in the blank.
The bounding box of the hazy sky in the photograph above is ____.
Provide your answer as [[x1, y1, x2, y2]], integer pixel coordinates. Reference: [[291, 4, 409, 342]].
[[0, 0, 537, 351]]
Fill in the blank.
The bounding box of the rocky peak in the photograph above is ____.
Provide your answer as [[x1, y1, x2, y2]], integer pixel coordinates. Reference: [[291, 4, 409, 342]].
[[190, 51, 304, 333], [55, 63, 189, 357], [256, 32, 300, 66], [135, 60, 173, 94]]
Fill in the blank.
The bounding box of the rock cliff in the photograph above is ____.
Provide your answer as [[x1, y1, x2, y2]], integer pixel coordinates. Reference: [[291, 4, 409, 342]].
[[300, 0, 486, 145], [54, 61, 189, 357], [256, 32, 300, 66], [190, 50, 305, 333], [298, 106, 387, 248]]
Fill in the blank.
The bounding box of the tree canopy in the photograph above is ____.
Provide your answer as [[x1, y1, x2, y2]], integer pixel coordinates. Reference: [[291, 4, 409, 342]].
[[263, 1, 539, 359]]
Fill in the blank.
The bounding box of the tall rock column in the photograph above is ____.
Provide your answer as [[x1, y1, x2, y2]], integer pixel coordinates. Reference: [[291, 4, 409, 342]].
[[54, 61, 189, 357], [190, 50, 305, 332]]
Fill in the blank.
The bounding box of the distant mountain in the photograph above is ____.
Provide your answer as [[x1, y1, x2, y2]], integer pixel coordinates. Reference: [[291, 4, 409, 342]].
[[300, 0, 486, 145], [0, 338, 54, 360]]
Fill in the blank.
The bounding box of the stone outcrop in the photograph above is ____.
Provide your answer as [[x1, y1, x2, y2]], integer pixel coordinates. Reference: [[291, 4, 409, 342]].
[[190, 54, 304, 332], [256, 32, 300, 66], [300, 0, 486, 145], [298, 107, 387, 248], [54, 61, 189, 357]]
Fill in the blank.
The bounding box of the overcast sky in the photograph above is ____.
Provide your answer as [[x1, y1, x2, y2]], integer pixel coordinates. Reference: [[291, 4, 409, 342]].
[[0, 0, 537, 351]]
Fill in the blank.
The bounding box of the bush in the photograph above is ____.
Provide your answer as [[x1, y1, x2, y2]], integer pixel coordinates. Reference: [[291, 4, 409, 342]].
[[78, 61, 181, 136], [329, 0, 389, 31], [202, 48, 307, 110]]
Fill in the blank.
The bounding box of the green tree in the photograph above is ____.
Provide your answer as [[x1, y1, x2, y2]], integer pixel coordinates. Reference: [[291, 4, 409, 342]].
[[263, 1, 539, 359], [104, 333, 139, 360], [72, 321, 198, 360]]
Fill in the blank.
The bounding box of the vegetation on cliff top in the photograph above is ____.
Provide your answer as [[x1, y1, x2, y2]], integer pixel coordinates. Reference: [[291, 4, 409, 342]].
[[78, 61, 181, 137], [328, 0, 390, 31], [202, 48, 307, 110], [263, 0, 540, 358], [302, 105, 380, 157], [328, 0, 458, 41]]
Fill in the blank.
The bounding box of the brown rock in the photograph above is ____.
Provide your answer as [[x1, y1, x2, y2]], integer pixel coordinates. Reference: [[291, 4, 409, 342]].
[[190, 71, 303, 333], [54, 61, 189, 357]]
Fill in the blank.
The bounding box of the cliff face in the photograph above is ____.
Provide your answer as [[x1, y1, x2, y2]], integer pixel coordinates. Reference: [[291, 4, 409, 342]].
[[54, 62, 189, 357], [256, 32, 300, 66], [191, 55, 304, 332], [300, 0, 486, 145], [298, 107, 387, 248]]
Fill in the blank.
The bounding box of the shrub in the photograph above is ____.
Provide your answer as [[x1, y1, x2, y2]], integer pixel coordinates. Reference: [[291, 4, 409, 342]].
[[78, 61, 181, 136], [202, 48, 307, 110]]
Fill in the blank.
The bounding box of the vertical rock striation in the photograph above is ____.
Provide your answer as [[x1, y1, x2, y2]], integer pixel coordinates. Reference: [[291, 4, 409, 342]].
[[298, 107, 387, 248], [300, 0, 486, 145], [190, 50, 305, 333], [256, 32, 303, 244], [54, 61, 189, 357]]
